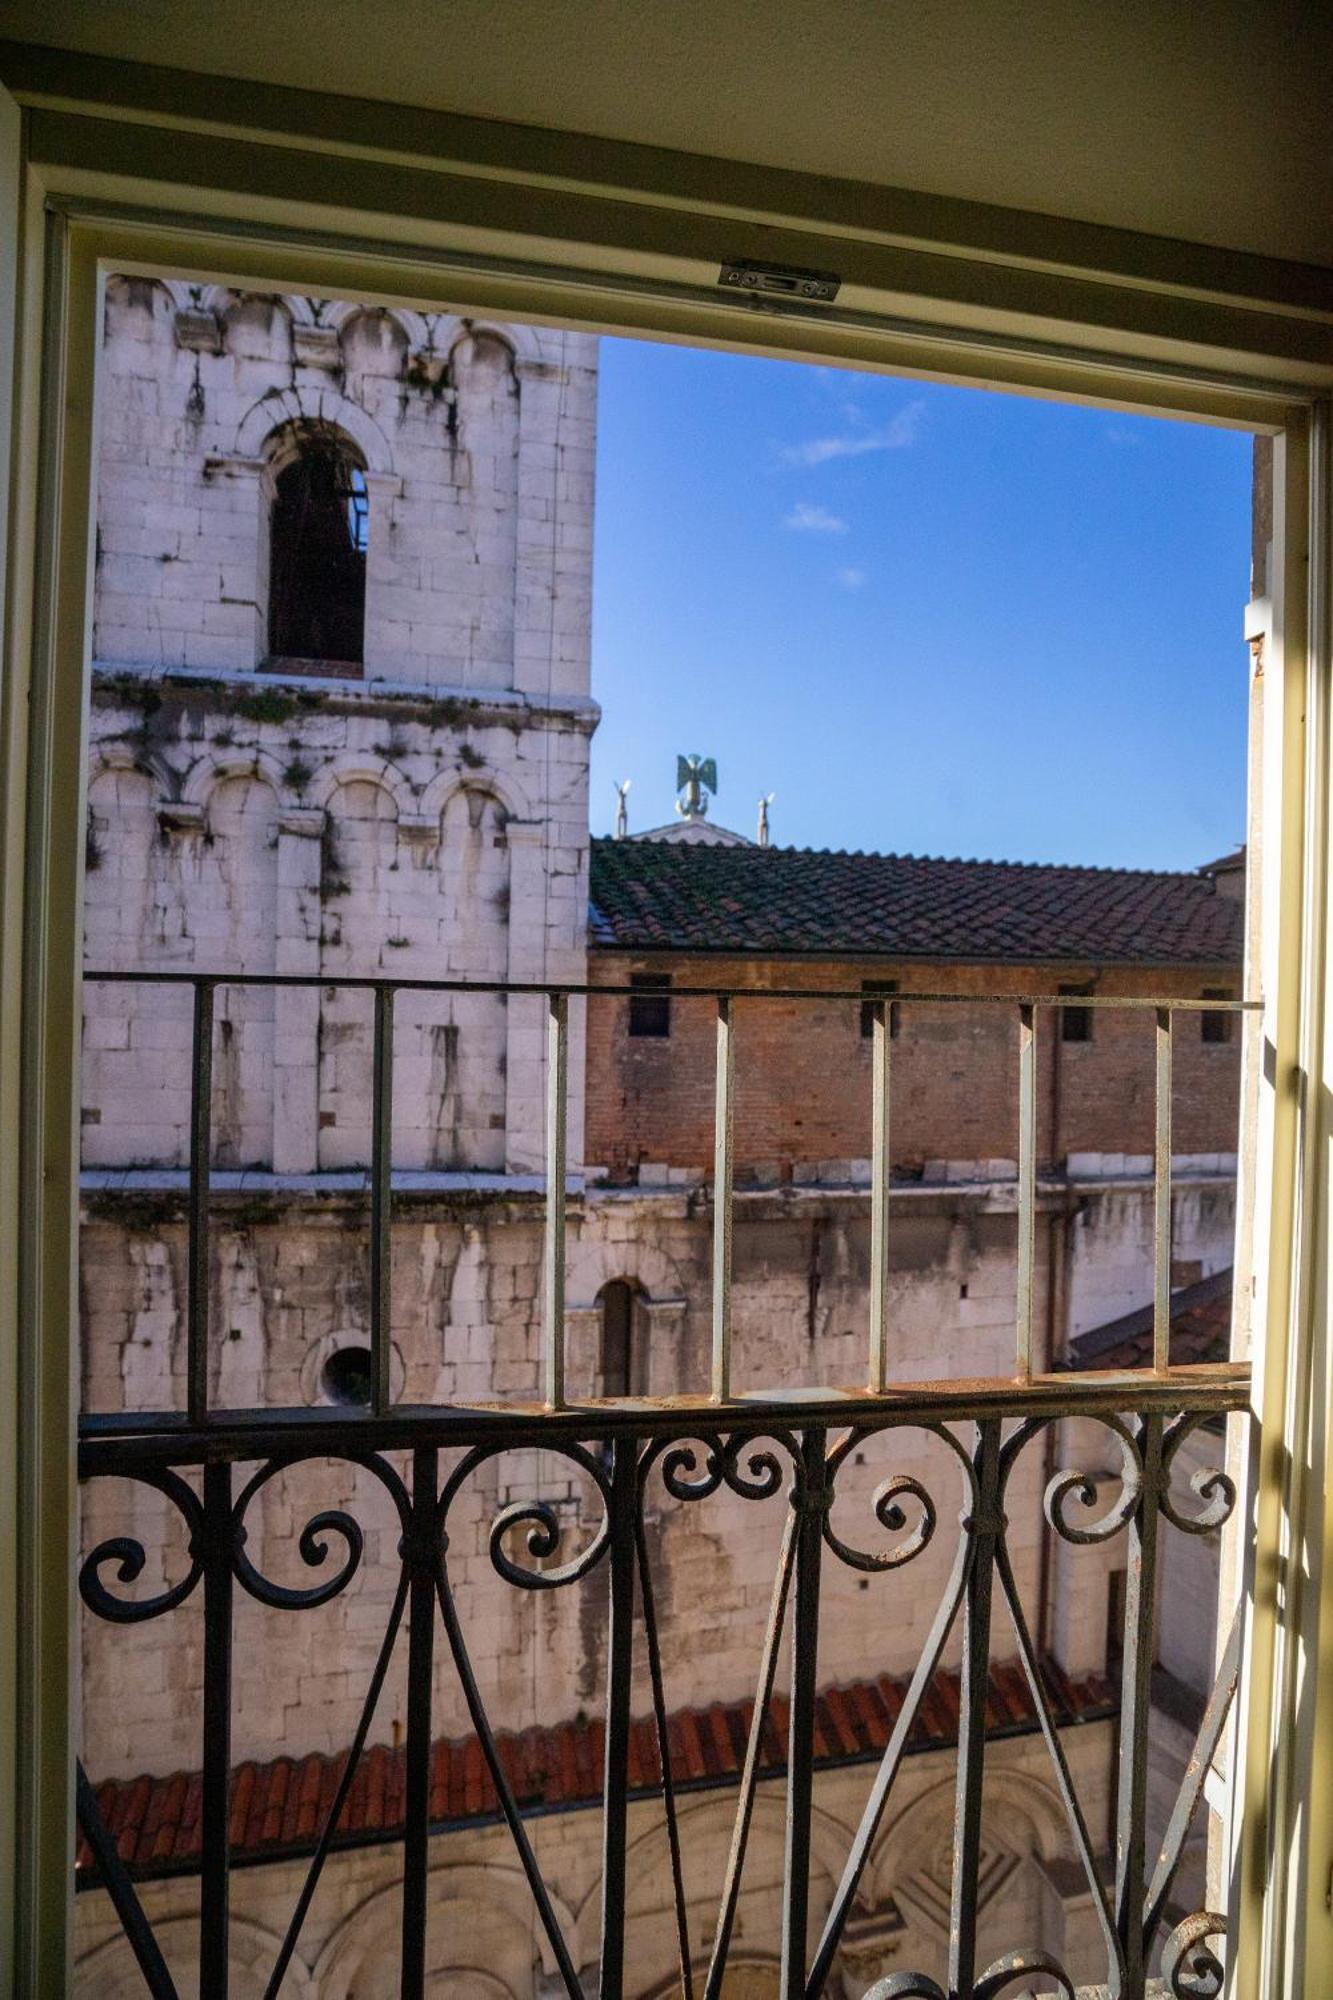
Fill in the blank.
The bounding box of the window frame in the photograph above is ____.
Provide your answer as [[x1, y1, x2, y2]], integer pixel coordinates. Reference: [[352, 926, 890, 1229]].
[[859, 978, 900, 1040], [628, 969, 672, 1038], [0, 58, 1328, 1993]]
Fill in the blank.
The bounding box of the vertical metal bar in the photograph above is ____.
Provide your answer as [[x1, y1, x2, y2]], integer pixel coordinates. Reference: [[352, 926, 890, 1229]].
[[947, 1419, 1003, 1999], [543, 991, 568, 1409], [780, 1427, 827, 2000], [1154, 1006, 1173, 1372], [1115, 1414, 1163, 1988], [76, 1763, 180, 2000], [200, 1461, 232, 2000], [188, 980, 214, 1421], [711, 995, 735, 1402], [599, 1436, 637, 1997], [401, 1445, 437, 1998], [370, 984, 395, 1414], [868, 1000, 892, 1393], [1015, 1002, 1037, 1381]]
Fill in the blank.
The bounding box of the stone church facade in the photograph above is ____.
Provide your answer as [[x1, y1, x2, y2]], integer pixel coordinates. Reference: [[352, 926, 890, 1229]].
[[74, 280, 1242, 1996]]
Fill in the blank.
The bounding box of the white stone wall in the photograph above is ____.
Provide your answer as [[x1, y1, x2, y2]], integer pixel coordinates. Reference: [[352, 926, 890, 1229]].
[[73, 1720, 1117, 1999]]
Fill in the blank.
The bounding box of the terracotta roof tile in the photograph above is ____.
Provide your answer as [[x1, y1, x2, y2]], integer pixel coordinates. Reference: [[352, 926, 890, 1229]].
[[1066, 1269, 1232, 1372], [588, 840, 1244, 966], [76, 1658, 1116, 1884]]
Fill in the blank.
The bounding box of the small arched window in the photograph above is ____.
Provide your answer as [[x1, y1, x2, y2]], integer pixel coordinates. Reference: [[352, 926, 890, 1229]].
[[268, 426, 367, 668], [599, 1280, 644, 1398]]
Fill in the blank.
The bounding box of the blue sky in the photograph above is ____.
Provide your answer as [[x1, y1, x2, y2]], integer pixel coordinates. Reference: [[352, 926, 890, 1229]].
[[587, 337, 1253, 870]]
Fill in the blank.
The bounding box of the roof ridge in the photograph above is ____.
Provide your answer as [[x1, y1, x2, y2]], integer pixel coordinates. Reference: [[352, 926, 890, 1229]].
[[589, 834, 1208, 881]]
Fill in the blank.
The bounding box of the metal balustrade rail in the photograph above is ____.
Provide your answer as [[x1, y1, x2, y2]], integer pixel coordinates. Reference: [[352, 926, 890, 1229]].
[[75, 972, 1255, 1998], [80, 970, 1257, 1426]]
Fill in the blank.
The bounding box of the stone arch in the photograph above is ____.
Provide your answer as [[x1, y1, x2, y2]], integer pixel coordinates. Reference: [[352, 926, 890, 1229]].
[[219, 290, 294, 364], [442, 315, 545, 369], [295, 296, 433, 350], [234, 385, 394, 475], [180, 748, 289, 811], [602, 1793, 848, 1999], [308, 754, 415, 819], [102, 272, 176, 336], [419, 764, 534, 825], [339, 305, 410, 378], [73, 1911, 315, 1999], [312, 1861, 580, 1997], [868, 1766, 1071, 1915], [88, 739, 177, 802]]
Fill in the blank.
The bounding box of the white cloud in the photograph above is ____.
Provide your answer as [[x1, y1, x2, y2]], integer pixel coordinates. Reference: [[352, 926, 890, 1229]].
[[781, 398, 926, 467], [835, 566, 867, 590], [784, 501, 849, 534]]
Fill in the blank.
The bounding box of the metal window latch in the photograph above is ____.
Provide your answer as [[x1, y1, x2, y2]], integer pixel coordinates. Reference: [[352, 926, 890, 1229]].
[[718, 259, 841, 303]]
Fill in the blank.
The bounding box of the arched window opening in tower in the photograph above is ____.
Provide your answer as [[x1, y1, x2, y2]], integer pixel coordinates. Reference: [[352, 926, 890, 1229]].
[[599, 1279, 642, 1398], [268, 427, 368, 668]]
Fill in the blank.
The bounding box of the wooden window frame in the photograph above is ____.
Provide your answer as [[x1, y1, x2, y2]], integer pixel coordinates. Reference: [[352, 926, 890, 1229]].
[[0, 48, 1328, 1992]]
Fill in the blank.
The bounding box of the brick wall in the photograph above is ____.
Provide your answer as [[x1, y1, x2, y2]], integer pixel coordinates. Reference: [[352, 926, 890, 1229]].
[[585, 953, 1243, 1182]]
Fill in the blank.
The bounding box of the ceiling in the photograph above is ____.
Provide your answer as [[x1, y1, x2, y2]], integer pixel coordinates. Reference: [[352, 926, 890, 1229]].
[[10, 0, 1333, 270]]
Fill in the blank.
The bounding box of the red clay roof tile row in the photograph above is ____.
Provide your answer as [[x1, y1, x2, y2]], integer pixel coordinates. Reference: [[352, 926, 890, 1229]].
[[78, 1658, 1117, 1883], [588, 841, 1244, 965]]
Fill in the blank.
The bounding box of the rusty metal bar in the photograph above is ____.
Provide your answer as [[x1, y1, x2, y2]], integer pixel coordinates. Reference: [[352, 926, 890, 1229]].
[[868, 999, 892, 1393], [1154, 1007, 1173, 1372], [711, 995, 735, 1403], [187, 979, 214, 1422], [88, 966, 1260, 1013], [544, 991, 568, 1410], [370, 984, 394, 1415], [1015, 1002, 1037, 1381]]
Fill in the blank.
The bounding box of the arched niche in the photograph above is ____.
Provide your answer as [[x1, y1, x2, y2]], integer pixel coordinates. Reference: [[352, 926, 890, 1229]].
[[221, 291, 295, 365], [316, 775, 401, 1170], [196, 773, 281, 1169], [340, 305, 410, 379], [102, 273, 176, 347], [313, 1863, 576, 1999], [392, 784, 511, 1174]]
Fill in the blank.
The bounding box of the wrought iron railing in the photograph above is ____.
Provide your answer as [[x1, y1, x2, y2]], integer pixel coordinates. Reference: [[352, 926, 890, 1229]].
[[75, 973, 1254, 1999]]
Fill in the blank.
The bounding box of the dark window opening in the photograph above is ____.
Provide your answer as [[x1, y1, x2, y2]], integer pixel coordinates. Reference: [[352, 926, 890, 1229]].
[[1201, 987, 1234, 1044], [321, 1344, 372, 1407], [860, 979, 901, 1039], [1058, 983, 1094, 1043], [629, 972, 672, 1038], [268, 428, 367, 667], [600, 1281, 639, 1397]]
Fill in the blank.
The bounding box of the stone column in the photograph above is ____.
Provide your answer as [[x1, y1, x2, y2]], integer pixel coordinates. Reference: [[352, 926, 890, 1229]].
[[273, 807, 323, 1173]]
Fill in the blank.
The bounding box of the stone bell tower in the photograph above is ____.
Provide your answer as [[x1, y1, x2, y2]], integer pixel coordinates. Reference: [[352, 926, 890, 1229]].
[[84, 278, 599, 1179]]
